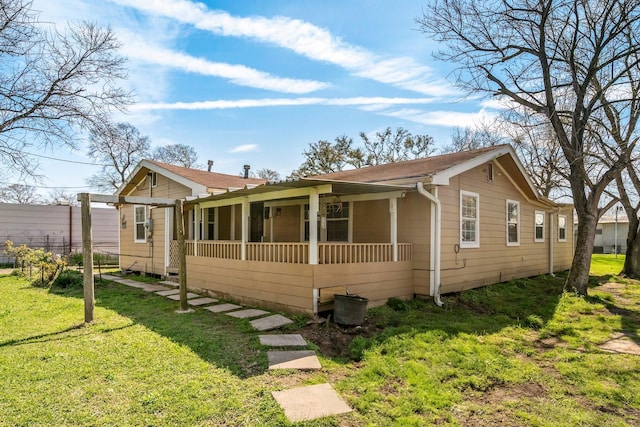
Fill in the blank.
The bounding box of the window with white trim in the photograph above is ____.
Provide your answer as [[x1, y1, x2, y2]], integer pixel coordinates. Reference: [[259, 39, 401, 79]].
[[534, 211, 545, 242], [303, 202, 350, 242], [460, 191, 479, 248], [134, 205, 147, 243], [558, 215, 567, 242], [506, 200, 520, 246], [151, 172, 158, 187]]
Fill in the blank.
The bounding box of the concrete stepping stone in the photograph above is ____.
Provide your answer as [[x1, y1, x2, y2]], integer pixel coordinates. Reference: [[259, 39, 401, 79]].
[[272, 383, 352, 422], [267, 350, 321, 370], [206, 303, 242, 313], [155, 289, 180, 296], [250, 314, 293, 331], [259, 334, 307, 347], [226, 309, 269, 319], [140, 284, 171, 292], [187, 297, 218, 306], [167, 292, 200, 300], [158, 280, 178, 287]]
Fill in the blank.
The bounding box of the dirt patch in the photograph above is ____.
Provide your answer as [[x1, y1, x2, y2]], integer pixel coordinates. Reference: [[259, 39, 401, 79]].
[[0, 268, 14, 275], [291, 318, 383, 360], [452, 382, 546, 427]]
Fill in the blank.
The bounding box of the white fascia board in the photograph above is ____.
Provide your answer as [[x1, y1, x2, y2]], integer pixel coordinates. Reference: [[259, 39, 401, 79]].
[[197, 184, 333, 209], [430, 145, 541, 199], [120, 160, 208, 197]]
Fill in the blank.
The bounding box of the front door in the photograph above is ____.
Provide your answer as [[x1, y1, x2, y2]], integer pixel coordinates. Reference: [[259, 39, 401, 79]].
[[250, 202, 264, 242]]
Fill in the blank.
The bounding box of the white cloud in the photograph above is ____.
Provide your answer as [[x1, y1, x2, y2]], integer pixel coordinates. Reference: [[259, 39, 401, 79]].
[[111, 0, 457, 96], [229, 144, 258, 153], [122, 36, 329, 94], [381, 108, 500, 128], [131, 96, 437, 110]]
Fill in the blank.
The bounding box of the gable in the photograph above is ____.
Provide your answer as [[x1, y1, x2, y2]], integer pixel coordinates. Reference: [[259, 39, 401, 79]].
[[117, 160, 267, 197]]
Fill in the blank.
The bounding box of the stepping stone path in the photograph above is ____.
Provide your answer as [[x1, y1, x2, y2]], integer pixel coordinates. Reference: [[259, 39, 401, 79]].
[[259, 334, 307, 347], [101, 273, 352, 423], [251, 314, 293, 331], [271, 384, 352, 422], [166, 292, 199, 300], [188, 297, 218, 306], [155, 289, 180, 296], [267, 350, 321, 370], [226, 308, 269, 319], [206, 303, 242, 313]]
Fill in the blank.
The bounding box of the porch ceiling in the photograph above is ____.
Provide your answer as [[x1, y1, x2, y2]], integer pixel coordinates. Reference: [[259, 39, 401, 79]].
[[184, 179, 413, 207]]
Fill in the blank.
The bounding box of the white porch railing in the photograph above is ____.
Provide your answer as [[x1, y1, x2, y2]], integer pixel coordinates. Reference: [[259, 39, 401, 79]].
[[170, 240, 411, 267]]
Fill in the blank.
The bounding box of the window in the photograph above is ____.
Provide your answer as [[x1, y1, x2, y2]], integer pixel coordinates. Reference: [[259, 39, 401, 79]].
[[595, 228, 603, 235], [506, 200, 520, 246], [558, 215, 567, 242], [460, 191, 479, 248], [134, 205, 146, 243], [325, 202, 349, 241], [304, 202, 350, 242], [487, 162, 494, 182], [534, 211, 545, 242], [151, 172, 158, 187], [206, 208, 215, 239]]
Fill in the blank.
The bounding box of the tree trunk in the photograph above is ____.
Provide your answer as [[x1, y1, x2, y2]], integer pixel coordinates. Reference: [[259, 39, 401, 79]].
[[623, 214, 640, 278], [565, 209, 598, 295]]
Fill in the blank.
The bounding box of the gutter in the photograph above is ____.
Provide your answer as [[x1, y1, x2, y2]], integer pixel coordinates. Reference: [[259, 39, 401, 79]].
[[416, 182, 443, 306]]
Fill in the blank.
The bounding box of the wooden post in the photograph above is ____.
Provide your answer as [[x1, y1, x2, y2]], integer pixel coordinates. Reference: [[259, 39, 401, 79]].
[[175, 199, 189, 312], [80, 193, 95, 323]]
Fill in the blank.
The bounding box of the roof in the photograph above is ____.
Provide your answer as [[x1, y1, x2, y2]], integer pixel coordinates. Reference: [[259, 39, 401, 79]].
[[118, 159, 267, 197], [310, 144, 507, 184]]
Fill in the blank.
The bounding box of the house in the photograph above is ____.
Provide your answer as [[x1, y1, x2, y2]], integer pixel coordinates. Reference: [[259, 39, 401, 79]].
[[0, 203, 118, 264], [116, 145, 574, 314], [593, 207, 628, 254]]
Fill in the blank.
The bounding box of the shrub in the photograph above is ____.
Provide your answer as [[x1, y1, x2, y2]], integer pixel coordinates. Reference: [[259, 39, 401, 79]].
[[53, 270, 83, 289]]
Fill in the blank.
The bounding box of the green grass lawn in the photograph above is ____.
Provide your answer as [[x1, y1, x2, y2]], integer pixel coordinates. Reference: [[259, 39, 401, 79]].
[[1, 257, 639, 426]]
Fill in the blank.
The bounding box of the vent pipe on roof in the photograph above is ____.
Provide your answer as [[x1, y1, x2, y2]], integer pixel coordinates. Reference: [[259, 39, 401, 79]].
[[243, 164, 250, 179], [207, 160, 214, 172]]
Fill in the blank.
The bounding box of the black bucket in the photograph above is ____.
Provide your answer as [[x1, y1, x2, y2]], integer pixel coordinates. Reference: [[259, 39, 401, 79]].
[[333, 294, 368, 326]]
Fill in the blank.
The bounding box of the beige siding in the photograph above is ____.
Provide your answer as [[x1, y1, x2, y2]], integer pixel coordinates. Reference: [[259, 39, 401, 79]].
[[437, 165, 574, 294], [353, 200, 390, 242], [313, 261, 413, 308], [120, 172, 192, 276], [187, 256, 315, 313], [397, 193, 432, 296], [269, 205, 301, 242]]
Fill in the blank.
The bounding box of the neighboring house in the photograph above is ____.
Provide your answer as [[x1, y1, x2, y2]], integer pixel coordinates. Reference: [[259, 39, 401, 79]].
[[0, 203, 118, 264], [593, 208, 629, 254], [116, 145, 574, 314]]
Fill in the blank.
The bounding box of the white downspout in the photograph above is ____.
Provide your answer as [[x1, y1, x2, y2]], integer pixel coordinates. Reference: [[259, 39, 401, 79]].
[[417, 182, 443, 306]]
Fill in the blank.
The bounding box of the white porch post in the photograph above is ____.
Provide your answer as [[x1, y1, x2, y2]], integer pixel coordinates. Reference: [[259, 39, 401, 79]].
[[309, 188, 319, 265], [194, 205, 199, 256], [241, 198, 249, 260], [390, 198, 398, 261]]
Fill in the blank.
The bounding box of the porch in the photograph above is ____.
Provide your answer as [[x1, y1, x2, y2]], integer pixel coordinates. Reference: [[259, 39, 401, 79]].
[[177, 241, 414, 314]]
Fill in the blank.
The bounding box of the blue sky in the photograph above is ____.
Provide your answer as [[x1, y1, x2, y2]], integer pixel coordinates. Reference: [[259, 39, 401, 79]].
[[26, 0, 500, 193]]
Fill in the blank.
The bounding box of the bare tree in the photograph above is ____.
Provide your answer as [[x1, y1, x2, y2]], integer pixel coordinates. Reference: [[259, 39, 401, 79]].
[[441, 126, 503, 154], [86, 122, 150, 193], [0, 0, 129, 179], [255, 168, 281, 182], [419, 0, 640, 295], [0, 184, 42, 204], [46, 188, 80, 206], [290, 128, 435, 178], [152, 144, 200, 168]]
